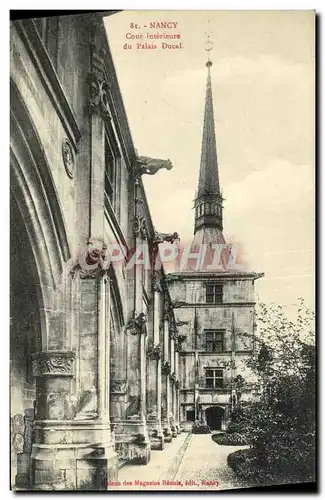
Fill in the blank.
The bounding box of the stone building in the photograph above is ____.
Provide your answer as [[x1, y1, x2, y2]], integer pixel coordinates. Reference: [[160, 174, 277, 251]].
[[166, 59, 263, 432], [10, 13, 182, 490], [10, 11, 262, 491]]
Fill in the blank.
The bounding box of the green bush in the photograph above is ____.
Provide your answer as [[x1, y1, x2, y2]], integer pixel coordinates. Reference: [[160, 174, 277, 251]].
[[192, 420, 211, 434], [227, 300, 316, 484], [212, 432, 248, 446]]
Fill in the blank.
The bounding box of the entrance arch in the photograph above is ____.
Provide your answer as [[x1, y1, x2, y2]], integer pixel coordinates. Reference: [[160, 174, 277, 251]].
[[205, 406, 224, 431], [10, 81, 71, 487]]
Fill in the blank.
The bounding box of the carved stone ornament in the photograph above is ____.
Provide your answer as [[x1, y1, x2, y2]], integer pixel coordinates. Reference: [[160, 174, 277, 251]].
[[71, 239, 108, 279], [178, 334, 187, 343], [147, 343, 162, 360], [163, 300, 172, 321], [32, 351, 75, 377], [153, 230, 180, 245], [136, 156, 173, 177], [125, 312, 148, 336], [175, 320, 189, 327], [170, 372, 176, 384], [152, 271, 163, 293], [110, 379, 127, 394], [169, 323, 178, 340], [62, 138, 75, 178], [88, 72, 111, 121], [175, 380, 180, 390], [133, 215, 148, 240], [161, 361, 171, 375]]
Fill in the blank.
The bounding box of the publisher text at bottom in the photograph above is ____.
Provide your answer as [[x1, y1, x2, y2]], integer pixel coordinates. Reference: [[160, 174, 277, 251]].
[[107, 479, 220, 488]]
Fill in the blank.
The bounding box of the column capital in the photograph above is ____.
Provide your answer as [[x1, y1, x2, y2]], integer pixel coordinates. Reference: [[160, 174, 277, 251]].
[[32, 351, 75, 377]]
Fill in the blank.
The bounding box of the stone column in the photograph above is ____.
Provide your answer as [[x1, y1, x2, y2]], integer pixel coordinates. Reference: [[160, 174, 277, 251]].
[[115, 215, 150, 464], [169, 329, 177, 438], [161, 302, 172, 442], [174, 346, 181, 434], [147, 275, 164, 450], [30, 259, 118, 491]]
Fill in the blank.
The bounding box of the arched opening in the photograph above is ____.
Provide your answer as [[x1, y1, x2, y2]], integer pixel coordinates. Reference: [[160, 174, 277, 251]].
[[10, 81, 71, 487], [10, 195, 42, 486], [205, 406, 224, 431]]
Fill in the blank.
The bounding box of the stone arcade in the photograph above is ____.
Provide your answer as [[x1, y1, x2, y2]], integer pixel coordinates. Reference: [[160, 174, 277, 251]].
[[10, 13, 262, 490]]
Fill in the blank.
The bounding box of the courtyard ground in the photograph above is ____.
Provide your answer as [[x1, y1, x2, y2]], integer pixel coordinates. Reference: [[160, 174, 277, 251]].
[[111, 433, 254, 491]]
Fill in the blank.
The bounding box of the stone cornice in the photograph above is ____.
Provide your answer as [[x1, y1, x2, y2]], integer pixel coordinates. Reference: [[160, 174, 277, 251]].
[[166, 272, 264, 282]]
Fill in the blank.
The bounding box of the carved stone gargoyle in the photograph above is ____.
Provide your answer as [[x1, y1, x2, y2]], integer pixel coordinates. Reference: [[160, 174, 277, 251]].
[[153, 230, 180, 245], [136, 156, 173, 177], [125, 312, 148, 336]]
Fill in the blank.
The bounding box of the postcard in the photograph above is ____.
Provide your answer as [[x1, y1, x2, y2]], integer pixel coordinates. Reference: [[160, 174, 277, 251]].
[[10, 9, 315, 491]]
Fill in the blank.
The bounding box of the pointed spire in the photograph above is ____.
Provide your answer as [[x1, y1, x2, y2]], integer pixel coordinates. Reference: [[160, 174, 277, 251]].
[[193, 49, 224, 236], [197, 60, 220, 197]]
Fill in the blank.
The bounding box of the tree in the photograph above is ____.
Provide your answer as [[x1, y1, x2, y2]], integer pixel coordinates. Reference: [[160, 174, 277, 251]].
[[229, 299, 315, 484]]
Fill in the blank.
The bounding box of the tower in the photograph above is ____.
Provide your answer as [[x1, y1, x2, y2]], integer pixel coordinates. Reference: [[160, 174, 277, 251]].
[[192, 50, 225, 249], [167, 35, 263, 432]]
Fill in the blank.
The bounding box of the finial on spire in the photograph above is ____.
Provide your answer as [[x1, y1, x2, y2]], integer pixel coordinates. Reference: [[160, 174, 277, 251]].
[[205, 20, 214, 67]]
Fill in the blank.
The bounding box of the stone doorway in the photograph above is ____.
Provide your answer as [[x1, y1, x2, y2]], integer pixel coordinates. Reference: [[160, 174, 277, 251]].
[[205, 406, 224, 431]]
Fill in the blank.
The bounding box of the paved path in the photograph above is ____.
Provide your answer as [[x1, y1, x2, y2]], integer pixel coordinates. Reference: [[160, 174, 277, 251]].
[[112, 433, 253, 491], [175, 434, 252, 491], [115, 432, 190, 491]]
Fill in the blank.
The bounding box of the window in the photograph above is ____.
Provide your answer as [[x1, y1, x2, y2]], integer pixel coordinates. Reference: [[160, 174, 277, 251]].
[[104, 136, 115, 206], [104, 130, 121, 217], [205, 330, 225, 352], [206, 368, 223, 389], [206, 283, 223, 304]]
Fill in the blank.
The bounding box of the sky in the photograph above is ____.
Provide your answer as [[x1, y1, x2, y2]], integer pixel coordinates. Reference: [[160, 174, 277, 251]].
[[104, 10, 315, 310]]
